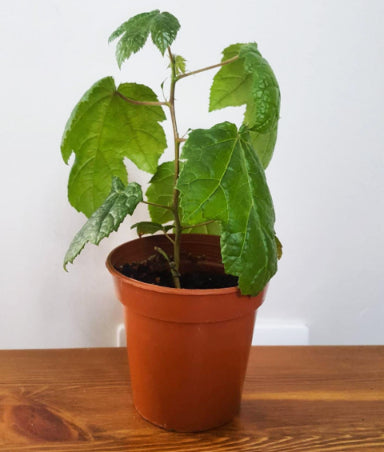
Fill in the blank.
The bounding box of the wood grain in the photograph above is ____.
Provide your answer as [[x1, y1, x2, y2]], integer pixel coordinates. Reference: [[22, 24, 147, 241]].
[[0, 346, 383, 451]]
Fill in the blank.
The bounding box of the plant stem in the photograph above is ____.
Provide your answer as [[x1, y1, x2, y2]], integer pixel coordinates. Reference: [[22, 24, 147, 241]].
[[176, 55, 239, 81], [142, 200, 173, 211], [164, 232, 175, 246], [116, 91, 169, 107], [154, 246, 180, 289], [139, 52, 237, 289], [167, 47, 182, 289]]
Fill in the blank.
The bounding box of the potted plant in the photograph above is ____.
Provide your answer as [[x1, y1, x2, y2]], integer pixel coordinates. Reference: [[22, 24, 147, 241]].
[[62, 10, 282, 432]]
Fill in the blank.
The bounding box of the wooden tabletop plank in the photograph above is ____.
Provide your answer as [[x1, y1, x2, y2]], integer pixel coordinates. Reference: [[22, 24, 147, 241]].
[[0, 346, 383, 451]]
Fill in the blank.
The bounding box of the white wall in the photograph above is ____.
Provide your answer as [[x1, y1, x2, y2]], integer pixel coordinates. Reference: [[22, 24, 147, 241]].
[[0, 0, 383, 348]]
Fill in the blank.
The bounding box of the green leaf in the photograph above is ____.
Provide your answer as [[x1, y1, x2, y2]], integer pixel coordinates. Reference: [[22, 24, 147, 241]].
[[61, 77, 166, 217], [248, 124, 278, 169], [109, 10, 159, 68], [178, 122, 277, 295], [61, 76, 114, 165], [182, 222, 221, 235], [209, 43, 280, 168], [275, 235, 283, 260], [131, 221, 173, 237], [108, 11, 158, 43], [64, 178, 142, 270], [146, 161, 175, 224], [241, 45, 280, 134], [173, 55, 187, 75], [209, 44, 254, 111], [115, 83, 167, 172], [146, 161, 220, 235], [150, 12, 181, 55], [109, 10, 180, 67]]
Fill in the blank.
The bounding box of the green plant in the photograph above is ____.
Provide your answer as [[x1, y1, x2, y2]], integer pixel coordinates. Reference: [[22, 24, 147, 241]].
[[62, 10, 282, 295]]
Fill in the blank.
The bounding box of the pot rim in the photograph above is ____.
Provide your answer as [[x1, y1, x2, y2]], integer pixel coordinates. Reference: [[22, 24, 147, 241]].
[[106, 235, 249, 298]]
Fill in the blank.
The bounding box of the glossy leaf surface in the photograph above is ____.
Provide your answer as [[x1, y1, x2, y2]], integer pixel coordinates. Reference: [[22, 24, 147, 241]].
[[150, 12, 180, 55], [109, 10, 180, 67], [209, 43, 280, 168], [178, 122, 277, 295], [61, 77, 166, 217], [64, 179, 142, 269]]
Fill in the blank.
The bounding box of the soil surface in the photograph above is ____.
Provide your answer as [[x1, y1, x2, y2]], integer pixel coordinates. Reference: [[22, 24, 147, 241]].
[[115, 253, 238, 289]]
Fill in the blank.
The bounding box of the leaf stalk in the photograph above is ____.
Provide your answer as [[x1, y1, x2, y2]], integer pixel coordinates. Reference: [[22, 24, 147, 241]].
[[142, 200, 173, 211], [116, 91, 169, 107], [154, 246, 180, 289], [176, 55, 239, 81], [167, 46, 182, 289]]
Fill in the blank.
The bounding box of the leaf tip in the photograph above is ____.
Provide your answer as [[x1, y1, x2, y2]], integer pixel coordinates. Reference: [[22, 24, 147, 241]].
[[108, 34, 116, 44]]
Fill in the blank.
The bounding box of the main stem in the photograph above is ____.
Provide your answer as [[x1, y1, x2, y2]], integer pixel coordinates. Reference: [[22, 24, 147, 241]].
[[165, 49, 238, 288], [168, 47, 182, 289]]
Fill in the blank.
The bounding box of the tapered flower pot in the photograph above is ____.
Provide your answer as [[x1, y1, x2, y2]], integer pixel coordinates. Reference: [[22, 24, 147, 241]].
[[106, 234, 266, 432]]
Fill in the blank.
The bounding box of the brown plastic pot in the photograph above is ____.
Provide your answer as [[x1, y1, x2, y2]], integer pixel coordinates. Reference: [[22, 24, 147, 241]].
[[106, 234, 266, 432]]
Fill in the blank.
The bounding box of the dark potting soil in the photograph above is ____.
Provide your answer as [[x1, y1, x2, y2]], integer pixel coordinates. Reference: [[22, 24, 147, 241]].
[[115, 253, 238, 290]]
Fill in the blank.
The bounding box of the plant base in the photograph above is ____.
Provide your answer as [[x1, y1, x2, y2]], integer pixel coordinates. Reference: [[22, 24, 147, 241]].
[[107, 234, 266, 432]]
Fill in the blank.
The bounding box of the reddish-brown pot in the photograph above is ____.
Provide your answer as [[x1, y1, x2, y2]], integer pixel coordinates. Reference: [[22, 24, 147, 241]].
[[106, 234, 266, 432]]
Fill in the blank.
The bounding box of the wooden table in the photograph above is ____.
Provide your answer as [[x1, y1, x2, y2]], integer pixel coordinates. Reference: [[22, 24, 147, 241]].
[[0, 346, 383, 451]]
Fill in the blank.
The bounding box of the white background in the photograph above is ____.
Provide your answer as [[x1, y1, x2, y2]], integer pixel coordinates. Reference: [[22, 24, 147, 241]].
[[0, 0, 383, 348]]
